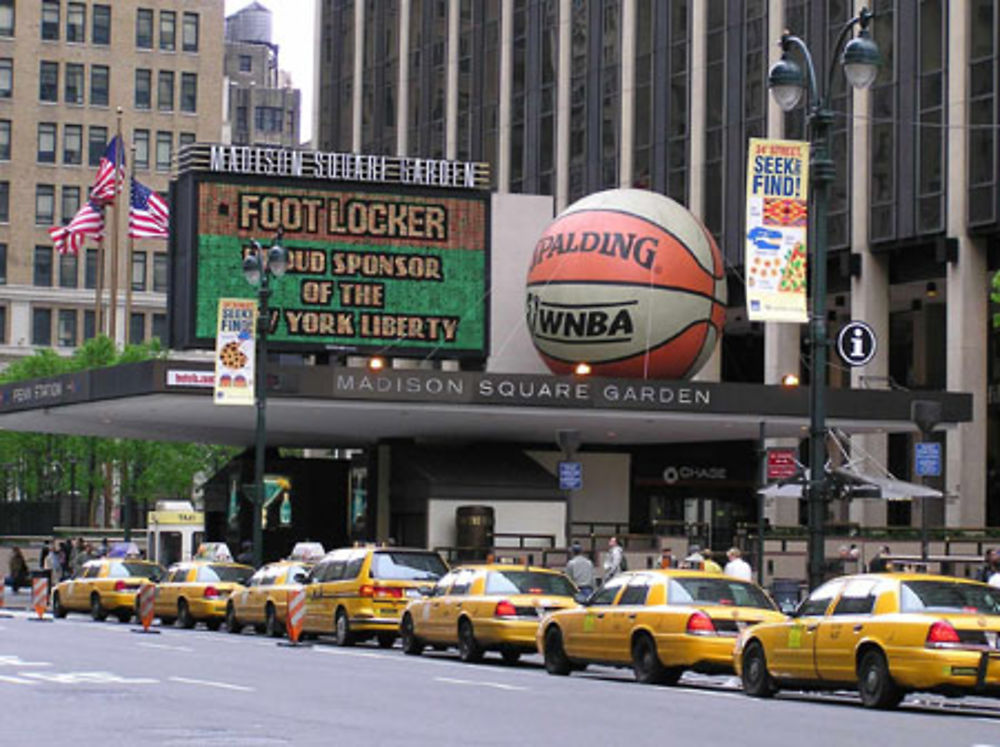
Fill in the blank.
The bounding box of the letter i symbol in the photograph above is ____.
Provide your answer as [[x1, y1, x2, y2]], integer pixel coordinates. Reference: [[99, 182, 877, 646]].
[[851, 329, 865, 358]]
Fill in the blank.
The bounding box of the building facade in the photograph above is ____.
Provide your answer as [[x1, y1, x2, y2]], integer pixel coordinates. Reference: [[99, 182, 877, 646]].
[[0, 0, 223, 356], [314, 0, 1000, 531]]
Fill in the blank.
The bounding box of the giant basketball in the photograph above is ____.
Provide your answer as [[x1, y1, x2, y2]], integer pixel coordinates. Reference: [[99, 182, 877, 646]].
[[525, 189, 726, 379]]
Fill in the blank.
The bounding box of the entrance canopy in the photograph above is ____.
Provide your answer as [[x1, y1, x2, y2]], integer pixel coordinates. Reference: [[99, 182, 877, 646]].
[[0, 360, 972, 448], [759, 466, 943, 501]]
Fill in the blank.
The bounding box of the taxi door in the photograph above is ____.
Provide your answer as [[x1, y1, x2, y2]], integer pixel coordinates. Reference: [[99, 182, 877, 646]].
[[603, 575, 650, 663], [814, 578, 882, 684], [436, 569, 476, 643], [766, 579, 846, 680], [304, 553, 347, 632], [567, 577, 627, 660], [66, 563, 99, 608], [155, 567, 188, 616], [417, 571, 456, 642], [236, 568, 266, 624]]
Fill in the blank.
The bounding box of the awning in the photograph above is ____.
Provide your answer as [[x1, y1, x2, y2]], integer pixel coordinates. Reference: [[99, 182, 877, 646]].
[[758, 466, 942, 501]]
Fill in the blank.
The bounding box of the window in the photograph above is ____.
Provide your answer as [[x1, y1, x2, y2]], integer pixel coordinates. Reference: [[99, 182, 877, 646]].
[[88, 126, 107, 166], [85, 249, 97, 289], [0, 306, 5, 343], [182, 12, 198, 52], [0, 58, 11, 97], [239, 55, 252, 73], [37, 123, 57, 163], [178, 131, 196, 148], [63, 124, 82, 165], [590, 577, 626, 606], [58, 310, 77, 347], [832, 579, 881, 616], [0, 182, 8, 222], [129, 312, 144, 344], [35, 185, 55, 225], [236, 106, 247, 132], [617, 578, 649, 606], [180, 73, 196, 113], [159, 11, 175, 51], [152, 313, 166, 342], [795, 580, 846, 617], [134, 69, 151, 109], [32, 308, 52, 346], [92, 4, 110, 45], [64, 63, 84, 104], [90, 65, 109, 107], [84, 309, 95, 340], [255, 106, 284, 133], [155, 131, 171, 171], [0, 0, 13, 37], [61, 186, 80, 225], [0, 120, 10, 160], [66, 2, 85, 43], [34, 246, 53, 286], [0, 244, 7, 284], [157, 70, 173, 111], [131, 250, 146, 291], [40, 61, 59, 102], [135, 8, 153, 49], [41, 0, 59, 41], [153, 253, 167, 292], [133, 129, 149, 169]]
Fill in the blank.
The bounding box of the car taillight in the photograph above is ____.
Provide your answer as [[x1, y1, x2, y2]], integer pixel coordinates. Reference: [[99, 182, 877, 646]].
[[204, 586, 219, 599], [360, 585, 403, 599], [686, 610, 716, 636], [926, 620, 960, 645], [114, 581, 127, 592], [494, 600, 518, 618]]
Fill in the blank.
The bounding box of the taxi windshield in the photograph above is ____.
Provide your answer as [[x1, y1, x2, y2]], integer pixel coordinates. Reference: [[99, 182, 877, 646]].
[[484, 571, 576, 597], [370, 552, 447, 581], [900, 580, 1000, 615], [668, 577, 777, 611], [198, 564, 252, 584], [110, 562, 163, 581]]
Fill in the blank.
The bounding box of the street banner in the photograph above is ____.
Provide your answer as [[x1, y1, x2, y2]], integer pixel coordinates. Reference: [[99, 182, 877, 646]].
[[214, 298, 257, 406], [745, 138, 809, 323]]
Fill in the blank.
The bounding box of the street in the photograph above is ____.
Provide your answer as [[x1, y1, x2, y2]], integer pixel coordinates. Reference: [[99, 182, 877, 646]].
[[0, 611, 998, 746]]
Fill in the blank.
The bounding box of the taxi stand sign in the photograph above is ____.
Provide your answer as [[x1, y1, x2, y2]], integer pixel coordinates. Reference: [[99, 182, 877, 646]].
[[914, 441, 942, 478], [559, 461, 582, 491]]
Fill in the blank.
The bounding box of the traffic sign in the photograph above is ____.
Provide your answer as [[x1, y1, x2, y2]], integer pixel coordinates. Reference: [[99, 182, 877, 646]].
[[558, 461, 582, 491], [766, 448, 799, 481], [914, 442, 941, 477], [836, 321, 877, 367]]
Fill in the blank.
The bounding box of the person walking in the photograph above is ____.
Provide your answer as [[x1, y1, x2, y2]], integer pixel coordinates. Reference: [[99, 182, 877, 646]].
[[702, 549, 723, 574], [659, 547, 674, 569], [978, 549, 996, 583], [565, 542, 595, 597], [5, 546, 29, 593], [868, 545, 892, 573], [724, 547, 753, 581], [683, 545, 704, 570], [603, 537, 625, 581]]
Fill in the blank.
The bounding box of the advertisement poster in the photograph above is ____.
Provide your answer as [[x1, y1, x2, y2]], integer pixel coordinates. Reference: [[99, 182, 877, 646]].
[[214, 297, 256, 406], [745, 138, 809, 323]]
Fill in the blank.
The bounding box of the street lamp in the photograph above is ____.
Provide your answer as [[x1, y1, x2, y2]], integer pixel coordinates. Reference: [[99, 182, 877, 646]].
[[242, 228, 288, 568], [768, 8, 880, 590]]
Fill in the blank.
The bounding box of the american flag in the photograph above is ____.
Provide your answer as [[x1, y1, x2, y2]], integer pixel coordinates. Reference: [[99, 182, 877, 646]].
[[90, 135, 126, 205], [128, 179, 170, 238], [48, 200, 105, 255]]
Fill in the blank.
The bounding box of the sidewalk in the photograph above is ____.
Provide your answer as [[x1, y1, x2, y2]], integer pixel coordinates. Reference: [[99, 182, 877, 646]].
[[1, 585, 32, 611]]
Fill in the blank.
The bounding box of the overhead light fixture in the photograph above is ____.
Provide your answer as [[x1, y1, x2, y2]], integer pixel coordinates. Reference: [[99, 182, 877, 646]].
[[926, 281, 938, 298], [781, 373, 800, 388], [368, 357, 385, 371], [574, 362, 592, 376]]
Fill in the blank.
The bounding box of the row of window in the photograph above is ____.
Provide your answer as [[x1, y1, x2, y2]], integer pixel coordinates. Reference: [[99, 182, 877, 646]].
[[31, 245, 167, 293], [22, 125, 193, 170], [135, 68, 198, 113], [136, 7, 198, 53], [29, 177, 172, 227], [28, 306, 166, 348]]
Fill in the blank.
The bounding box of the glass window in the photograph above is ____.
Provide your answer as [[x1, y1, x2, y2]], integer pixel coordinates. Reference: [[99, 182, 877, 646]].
[[60, 185, 80, 225], [159, 10, 175, 51], [180, 72, 197, 113], [90, 65, 109, 107], [157, 70, 173, 111], [153, 253, 168, 292], [35, 185, 55, 225], [900, 580, 1000, 614], [152, 313, 166, 343], [62, 124, 82, 165], [0, 182, 8, 222], [182, 12, 198, 52], [32, 308, 52, 346], [831, 578, 882, 616], [129, 312, 144, 344], [617, 578, 650, 606], [239, 55, 252, 73], [343, 552, 365, 579], [131, 250, 146, 291], [59, 250, 78, 288], [133, 129, 149, 169], [41, 0, 59, 41], [0, 243, 7, 284], [92, 4, 110, 45], [0, 306, 5, 343], [795, 579, 847, 617], [83, 309, 95, 340], [178, 131, 196, 148], [0, 0, 12, 37], [0, 119, 9, 160], [88, 126, 107, 166], [483, 571, 576, 597], [58, 309, 77, 347], [66, 2, 84, 42], [34, 246, 53, 286], [0, 58, 11, 97], [590, 577, 627, 605], [40, 61, 59, 102], [85, 249, 97, 289], [666, 577, 777, 610], [135, 8, 152, 49], [37, 123, 57, 163], [448, 569, 475, 595], [255, 106, 283, 133], [197, 565, 252, 584], [134, 69, 151, 109], [64, 63, 84, 104], [369, 551, 447, 581], [155, 131, 171, 171]]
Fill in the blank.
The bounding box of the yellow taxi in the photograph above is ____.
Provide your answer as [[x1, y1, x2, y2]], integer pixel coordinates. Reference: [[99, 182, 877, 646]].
[[538, 569, 785, 683], [734, 572, 1000, 709], [52, 557, 165, 623], [300, 546, 448, 647], [226, 543, 324, 637], [155, 553, 253, 630], [400, 564, 578, 664]]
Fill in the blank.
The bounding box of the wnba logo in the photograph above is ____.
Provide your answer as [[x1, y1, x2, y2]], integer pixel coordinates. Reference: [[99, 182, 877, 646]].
[[526, 292, 634, 344]]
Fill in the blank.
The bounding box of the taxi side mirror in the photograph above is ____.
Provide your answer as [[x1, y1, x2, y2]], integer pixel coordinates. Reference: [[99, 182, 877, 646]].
[[292, 573, 307, 584]]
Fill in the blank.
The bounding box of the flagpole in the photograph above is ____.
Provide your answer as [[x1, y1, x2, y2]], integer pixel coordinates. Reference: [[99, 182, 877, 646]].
[[125, 146, 136, 342], [108, 107, 123, 345], [95, 233, 105, 335]]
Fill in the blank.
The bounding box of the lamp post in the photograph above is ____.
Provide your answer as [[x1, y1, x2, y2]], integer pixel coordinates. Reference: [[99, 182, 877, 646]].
[[242, 228, 288, 568], [768, 8, 880, 590]]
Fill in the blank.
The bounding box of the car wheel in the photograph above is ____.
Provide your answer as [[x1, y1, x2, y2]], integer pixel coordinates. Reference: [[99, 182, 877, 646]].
[[858, 649, 902, 710], [117, 610, 133, 624], [265, 604, 283, 638], [226, 604, 242, 634], [632, 633, 679, 685], [741, 641, 777, 698], [543, 626, 571, 676], [400, 614, 424, 656], [376, 633, 396, 649], [500, 647, 521, 666], [334, 608, 354, 647], [52, 592, 67, 619], [205, 619, 222, 632], [177, 599, 195, 629], [457, 619, 484, 664], [90, 593, 108, 622]]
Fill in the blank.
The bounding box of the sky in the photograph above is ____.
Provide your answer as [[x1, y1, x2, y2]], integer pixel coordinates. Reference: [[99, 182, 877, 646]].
[[225, 0, 317, 144]]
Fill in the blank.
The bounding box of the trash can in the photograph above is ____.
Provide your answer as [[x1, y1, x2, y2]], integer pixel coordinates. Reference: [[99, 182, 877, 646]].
[[770, 578, 802, 614], [455, 505, 494, 561]]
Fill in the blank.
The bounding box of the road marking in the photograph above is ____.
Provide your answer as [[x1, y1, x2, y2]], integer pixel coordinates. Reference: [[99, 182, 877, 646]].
[[169, 676, 254, 692], [0, 655, 51, 668], [0, 675, 38, 685], [434, 676, 528, 692], [19, 671, 158, 685], [137, 642, 193, 653], [313, 648, 391, 660]]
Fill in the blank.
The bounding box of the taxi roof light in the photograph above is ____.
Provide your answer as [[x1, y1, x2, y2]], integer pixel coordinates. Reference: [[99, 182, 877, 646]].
[[494, 600, 518, 618], [926, 620, 960, 645], [686, 610, 716, 636]]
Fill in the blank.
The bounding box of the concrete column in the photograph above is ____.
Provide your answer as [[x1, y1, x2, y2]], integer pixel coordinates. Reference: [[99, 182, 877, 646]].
[[555, 0, 571, 211], [397, 0, 410, 155], [946, 2, 987, 528], [618, 0, 635, 187], [312, 0, 324, 146], [497, 0, 513, 192], [446, 0, 459, 160], [352, 0, 364, 152]]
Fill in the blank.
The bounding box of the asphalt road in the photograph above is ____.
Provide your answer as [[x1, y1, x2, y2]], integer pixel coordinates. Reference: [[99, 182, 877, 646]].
[[1, 609, 999, 747]]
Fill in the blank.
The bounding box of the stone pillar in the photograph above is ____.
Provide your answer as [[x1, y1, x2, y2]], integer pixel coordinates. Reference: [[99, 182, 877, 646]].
[[618, 0, 635, 188], [555, 0, 571, 212], [397, 0, 410, 155], [352, 1, 364, 152], [497, 0, 513, 192], [446, 0, 459, 160]]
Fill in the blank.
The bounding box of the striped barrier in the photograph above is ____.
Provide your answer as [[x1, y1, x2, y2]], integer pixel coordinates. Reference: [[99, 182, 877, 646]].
[[286, 587, 305, 645], [31, 577, 48, 619], [0, 581, 9, 618], [139, 583, 156, 631]]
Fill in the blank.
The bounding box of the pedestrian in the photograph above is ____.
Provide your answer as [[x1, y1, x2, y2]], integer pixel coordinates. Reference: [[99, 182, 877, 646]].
[[989, 567, 1000, 588], [868, 545, 892, 573], [4, 546, 29, 593], [683, 544, 704, 570], [565, 542, 595, 597], [71, 537, 88, 576], [702, 548, 722, 573], [236, 539, 253, 566], [98, 537, 109, 557], [59, 540, 72, 580], [603, 537, 625, 581], [724, 547, 753, 581], [39, 541, 50, 571], [978, 549, 996, 583], [659, 547, 674, 569]]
